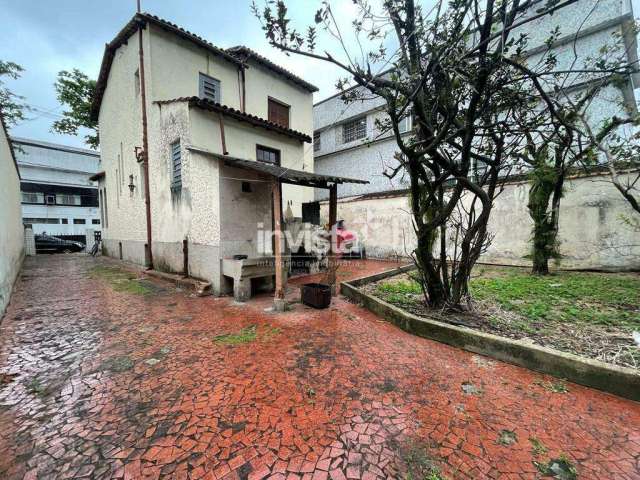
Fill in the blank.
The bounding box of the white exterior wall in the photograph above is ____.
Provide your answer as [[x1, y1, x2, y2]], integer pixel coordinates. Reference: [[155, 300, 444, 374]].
[[320, 172, 640, 271], [0, 126, 23, 317], [97, 31, 147, 257]]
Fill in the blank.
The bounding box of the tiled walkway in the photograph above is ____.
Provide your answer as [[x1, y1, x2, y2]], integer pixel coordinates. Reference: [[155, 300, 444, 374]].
[[0, 255, 638, 479]]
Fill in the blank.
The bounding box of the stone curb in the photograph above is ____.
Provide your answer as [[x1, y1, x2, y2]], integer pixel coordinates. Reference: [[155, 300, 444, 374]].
[[341, 265, 640, 402], [145, 269, 212, 296]]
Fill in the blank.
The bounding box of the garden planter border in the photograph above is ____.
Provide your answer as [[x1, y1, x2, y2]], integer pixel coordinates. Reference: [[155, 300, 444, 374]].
[[341, 265, 640, 402]]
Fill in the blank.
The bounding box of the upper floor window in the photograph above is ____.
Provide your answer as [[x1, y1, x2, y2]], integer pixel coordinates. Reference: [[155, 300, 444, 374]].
[[199, 73, 221, 103], [268, 98, 290, 128], [170, 141, 182, 190], [313, 131, 321, 152], [398, 114, 412, 134], [342, 116, 367, 143], [21, 192, 43, 204], [56, 194, 81, 206], [256, 145, 280, 165]]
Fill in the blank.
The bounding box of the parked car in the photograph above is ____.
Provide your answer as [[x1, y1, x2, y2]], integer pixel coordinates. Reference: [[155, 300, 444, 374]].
[[35, 234, 85, 254]]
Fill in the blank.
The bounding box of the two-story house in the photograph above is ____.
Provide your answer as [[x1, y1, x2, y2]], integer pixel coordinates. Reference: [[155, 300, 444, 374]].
[[90, 13, 319, 294]]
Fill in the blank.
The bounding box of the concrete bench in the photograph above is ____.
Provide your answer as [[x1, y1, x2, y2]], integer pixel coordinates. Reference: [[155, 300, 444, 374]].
[[221, 256, 290, 302]]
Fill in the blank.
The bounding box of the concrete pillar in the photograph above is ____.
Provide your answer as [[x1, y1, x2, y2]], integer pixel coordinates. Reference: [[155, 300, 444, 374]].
[[233, 278, 252, 302], [24, 226, 36, 256]]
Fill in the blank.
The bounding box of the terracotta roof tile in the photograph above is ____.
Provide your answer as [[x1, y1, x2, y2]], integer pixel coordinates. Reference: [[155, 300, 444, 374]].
[[226, 46, 318, 93], [156, 96, 312, 143]]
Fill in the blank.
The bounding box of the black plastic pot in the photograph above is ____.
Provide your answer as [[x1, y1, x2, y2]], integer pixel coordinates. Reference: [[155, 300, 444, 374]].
[[301, 283, 332, 309]]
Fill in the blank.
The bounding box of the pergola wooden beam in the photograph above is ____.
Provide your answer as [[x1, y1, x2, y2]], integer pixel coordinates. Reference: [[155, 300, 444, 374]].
[[272, 178, 286, 311], [326, 184, 338, 295]]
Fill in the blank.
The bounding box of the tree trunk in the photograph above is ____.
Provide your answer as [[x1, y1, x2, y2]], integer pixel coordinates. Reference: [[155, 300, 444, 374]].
[[528, 162, 561, 275]]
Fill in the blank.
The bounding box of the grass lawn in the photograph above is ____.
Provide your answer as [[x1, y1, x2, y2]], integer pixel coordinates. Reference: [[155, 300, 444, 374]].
[[90, 265, 158, 295], [367, 266, 640, 369]]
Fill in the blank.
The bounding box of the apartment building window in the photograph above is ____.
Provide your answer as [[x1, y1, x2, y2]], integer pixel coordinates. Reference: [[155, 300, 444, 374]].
[[398, 114, 412, 134], [61, 219, 68, 224], [268, 98, 290, 128], [56, 194, 81, 205], [342, 116, 367, 143], [23, 218, 60, 224], [256, 145, 280, 165], [21, 192, 43, 203], [170, 141, 182, 190], [199, 73, 221, 103], [45, 194, 56, 205], [92, 219, 101, 225], [74, 219, 86, 224], [313, 131, 321, 152]]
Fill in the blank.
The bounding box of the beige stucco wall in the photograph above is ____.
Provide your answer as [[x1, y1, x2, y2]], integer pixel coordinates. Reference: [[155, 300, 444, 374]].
[[97, 28, 147, 249], [0, 125, 24, 317], [321, 172, 640, 271]]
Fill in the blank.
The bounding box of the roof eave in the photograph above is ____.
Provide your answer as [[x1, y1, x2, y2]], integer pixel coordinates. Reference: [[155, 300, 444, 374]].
[[90, 12, 244, 123], [156, 97, 312, 143]]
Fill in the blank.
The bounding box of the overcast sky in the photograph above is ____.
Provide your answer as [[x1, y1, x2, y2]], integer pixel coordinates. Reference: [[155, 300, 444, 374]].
[[0, 0, 362, 149], [1, 0, 638, 150]]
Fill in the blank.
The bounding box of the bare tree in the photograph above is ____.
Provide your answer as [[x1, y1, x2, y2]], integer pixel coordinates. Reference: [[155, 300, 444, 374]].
[[252, 0, 636, 308]]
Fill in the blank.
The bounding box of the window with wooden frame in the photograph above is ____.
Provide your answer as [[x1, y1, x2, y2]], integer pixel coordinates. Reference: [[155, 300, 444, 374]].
[[342, 116, 367, 143], [268, 98, 290, 128], [256, 145, 280, 165], [170, 141, 182, 190], [199, 73, 221, 103]]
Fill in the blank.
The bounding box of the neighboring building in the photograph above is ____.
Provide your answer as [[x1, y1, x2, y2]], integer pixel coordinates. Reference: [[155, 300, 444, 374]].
[[314, 0, 638, 201], [311, 0, 640, 270], [13, 137, 101, 241], [0, 115, 24, 317], [90, 13, 317, 292]]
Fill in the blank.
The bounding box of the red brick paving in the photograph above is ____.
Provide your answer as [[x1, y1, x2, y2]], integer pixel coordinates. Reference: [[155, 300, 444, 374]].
[[0, 255, 639, 479]]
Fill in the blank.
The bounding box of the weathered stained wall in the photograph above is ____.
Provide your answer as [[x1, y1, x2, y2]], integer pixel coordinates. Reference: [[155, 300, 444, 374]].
[[320, 171, 640, 271], [0, 123, 24, 317], [96, 20, 315, 287]]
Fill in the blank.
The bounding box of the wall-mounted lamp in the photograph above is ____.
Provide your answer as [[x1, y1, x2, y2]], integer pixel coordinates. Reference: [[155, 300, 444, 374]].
[[128, 174, 136, 194]]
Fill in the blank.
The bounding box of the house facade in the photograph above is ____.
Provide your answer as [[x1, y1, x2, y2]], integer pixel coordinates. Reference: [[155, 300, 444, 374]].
[[311, 0, 640, 270], [13, 137, 101, 240], [0, 116, 24, 317], [91, 13, 316, 293]]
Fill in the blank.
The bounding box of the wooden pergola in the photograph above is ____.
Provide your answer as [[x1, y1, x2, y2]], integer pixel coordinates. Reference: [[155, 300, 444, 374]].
[[217, 155, 369, 310]]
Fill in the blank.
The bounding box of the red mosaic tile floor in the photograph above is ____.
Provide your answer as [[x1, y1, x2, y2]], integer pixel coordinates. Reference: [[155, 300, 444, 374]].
[[0, 255, 638, 479]]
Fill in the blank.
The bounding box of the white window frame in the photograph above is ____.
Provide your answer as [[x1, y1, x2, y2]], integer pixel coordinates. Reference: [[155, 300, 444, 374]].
[[398, 114, 412, 134], [21, 192, 43, 204], [342, 116, 367, 143]]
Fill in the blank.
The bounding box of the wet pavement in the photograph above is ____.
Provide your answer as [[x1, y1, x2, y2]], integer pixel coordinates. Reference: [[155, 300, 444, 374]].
[[0, 254, 638, 479]]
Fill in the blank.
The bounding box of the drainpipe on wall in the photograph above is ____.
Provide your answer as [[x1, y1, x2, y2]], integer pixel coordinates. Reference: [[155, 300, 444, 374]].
[[137, 12, 154, 269], [240, 66, 246, 113]]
